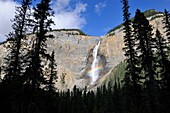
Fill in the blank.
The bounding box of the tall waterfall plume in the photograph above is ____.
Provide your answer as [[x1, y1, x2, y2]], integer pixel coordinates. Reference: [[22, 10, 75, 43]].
[[88, 41, 102, 84]]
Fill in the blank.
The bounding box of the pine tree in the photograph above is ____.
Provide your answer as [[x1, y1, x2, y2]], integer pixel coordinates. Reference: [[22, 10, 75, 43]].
[[155, 10, 170, 113], [163, 10, 170, 88], [163, 9, 170, 47], [3, 0, 32, 83], [133, 9, 160, 113], [133, 9, 157, 82], [47, 50, 57, 92], [24, 0, 54, 90], [155, 29, 170, 87], [113, 80, 122, 113], [121, 0, 140, 112], [132, 12, 157, 111]]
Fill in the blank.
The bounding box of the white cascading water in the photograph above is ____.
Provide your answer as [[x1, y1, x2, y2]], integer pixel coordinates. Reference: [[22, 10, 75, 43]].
[[90, 41, 101, 84]]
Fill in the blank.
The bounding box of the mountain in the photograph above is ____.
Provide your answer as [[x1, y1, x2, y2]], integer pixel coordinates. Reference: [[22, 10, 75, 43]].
[[0, 10, 165, 90]]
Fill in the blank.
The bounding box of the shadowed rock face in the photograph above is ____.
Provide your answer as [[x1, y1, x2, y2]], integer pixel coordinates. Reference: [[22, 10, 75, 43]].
[[0, 16, 165, 90]]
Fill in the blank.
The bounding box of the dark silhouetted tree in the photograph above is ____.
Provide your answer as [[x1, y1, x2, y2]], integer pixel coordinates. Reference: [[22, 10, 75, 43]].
[[162, 9, 170, 90], [133, 9, 160, 113], [24, 0, 54, 90], [3, 0, 32, 84], [163, 9, 170, 47], [121, 0, 141, 113], [113, 80, 122, 113], [155, 29, 170, 86], [46, 50, 57, 92]]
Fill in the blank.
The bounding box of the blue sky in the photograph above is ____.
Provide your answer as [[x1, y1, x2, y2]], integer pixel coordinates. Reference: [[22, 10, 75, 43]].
[[82, 0, 170, 36], [0, 0, 170, 42]]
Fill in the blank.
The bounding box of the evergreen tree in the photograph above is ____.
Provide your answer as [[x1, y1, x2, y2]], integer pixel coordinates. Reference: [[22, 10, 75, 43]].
[[155, 29, 170, 113], [133, 9, 160, 113], [162, 9, 170, 89], [163, 9, 170, 47], [3, 0, 32, 83], [94, 87, 102, 113], [113, 80, 122, 113], [121, 0, 138, 82], [46, 50, 57, 92], [155, 29, 170, 87], [106, 81, 114, 113], [24, 0, 54, 90], [121, 0, 140, 112], [133, 9, 157, 82]]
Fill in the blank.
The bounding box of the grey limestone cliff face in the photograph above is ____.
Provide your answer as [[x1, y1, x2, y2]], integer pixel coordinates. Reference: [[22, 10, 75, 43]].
[[0, 16, 166, 90], [46, 31, 101, 90]]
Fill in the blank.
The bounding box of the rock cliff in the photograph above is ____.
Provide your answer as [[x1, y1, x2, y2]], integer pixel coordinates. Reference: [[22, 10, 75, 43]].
[[0, 14, 165, 90]]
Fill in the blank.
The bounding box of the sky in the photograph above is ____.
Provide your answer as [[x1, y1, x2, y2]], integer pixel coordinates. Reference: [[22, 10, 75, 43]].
[[0, 0, 170, 42]]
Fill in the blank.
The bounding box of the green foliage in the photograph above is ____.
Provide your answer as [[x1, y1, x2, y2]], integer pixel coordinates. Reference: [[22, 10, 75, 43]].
[[107, 23, 124, 35], [53, 29, 87, 35], [105, 61, 126, 86], [113, 61, 126, 79], [143, 9, 163, 18], [107, 9, 163, 35]]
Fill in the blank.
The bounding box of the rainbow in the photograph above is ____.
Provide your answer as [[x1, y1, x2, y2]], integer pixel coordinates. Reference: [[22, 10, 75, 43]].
[[87, 65, 103, 77]]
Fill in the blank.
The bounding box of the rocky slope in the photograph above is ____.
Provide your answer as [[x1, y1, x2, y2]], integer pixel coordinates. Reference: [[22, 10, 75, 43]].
[[0, 13, 165, 90]]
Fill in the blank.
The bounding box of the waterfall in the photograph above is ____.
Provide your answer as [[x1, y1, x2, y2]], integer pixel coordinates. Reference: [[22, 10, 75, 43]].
[[90, 41, 101, 84]]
